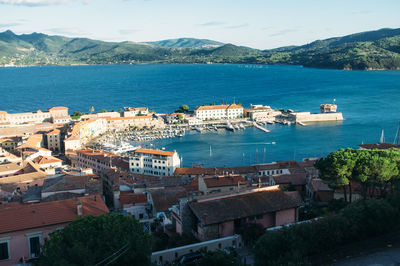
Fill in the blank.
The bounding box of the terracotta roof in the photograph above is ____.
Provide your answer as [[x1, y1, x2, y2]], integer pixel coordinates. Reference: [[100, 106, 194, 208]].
[[0, 162, 22, 173], [32, 155, 62, 165], [174, 167, 215, 176], [272, 173, 307, 186], [0, 195, 108, 234], [203, 175, 247, 188], [48, 106, 68, 111], [106, 116, 152, 121], [134, 148, 175, 157], [120, 192, 147, 206], [47, 129, 60, 135], [359, 143, 400, 150], [189, 188, 303, 225], [309, 179, 333, 192], [195, 104, 243, 111], [124, 107, 148, 111], [168, 113, 184, 116], [150, 187, 188, 213]]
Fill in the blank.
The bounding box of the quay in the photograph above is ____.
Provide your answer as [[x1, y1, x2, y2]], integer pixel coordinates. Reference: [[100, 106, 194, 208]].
[[253, 122, 270, 133]]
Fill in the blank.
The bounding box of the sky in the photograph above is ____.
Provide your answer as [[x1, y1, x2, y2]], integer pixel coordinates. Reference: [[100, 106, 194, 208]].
[[0, 0, 399, 49]]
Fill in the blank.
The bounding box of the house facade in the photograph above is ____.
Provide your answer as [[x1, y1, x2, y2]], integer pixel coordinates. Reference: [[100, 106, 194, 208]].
[[129, 148, 181, 176], [0, 196, 108, 265], [194, 104, 243, 120]]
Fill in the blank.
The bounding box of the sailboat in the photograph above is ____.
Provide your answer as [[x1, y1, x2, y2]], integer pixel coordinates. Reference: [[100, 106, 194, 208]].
[[209, 145, 212, 157], [394, 122, 400, 145], [379, 129, 385, 143]]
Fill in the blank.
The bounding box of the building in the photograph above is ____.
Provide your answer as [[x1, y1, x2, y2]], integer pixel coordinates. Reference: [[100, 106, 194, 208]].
[[165, 113, 184, 124], [194, 104, 243, 120], [0, 195, 108, 265], [64, 118, 107, 151], [184, 117, 202, 126], [175, 186, 303, 241], [74, 149, 129, 174], [46, 129, 61, 152], [0, 137, 22, 151], [269, 173, 307, 196], [80, 111, 120, 120], [120, 191, 151, 221], [244, 105, 281, 121], [31, 155, 62, 173], [122, 107, 149, 117], [0, 107, 70, 125], [198, 175, 248, 195], [320, 104, 337, 113], [129, 148, 181, 176], [105, 116, 162, 130]]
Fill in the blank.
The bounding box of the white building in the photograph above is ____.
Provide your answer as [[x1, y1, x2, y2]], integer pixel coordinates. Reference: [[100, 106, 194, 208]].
[[46, 129, 61, 152], [194, 104, 243, 120], [129, 148, 181, 176], [0, 106, 70, 125], [122, 107, 149, 117]]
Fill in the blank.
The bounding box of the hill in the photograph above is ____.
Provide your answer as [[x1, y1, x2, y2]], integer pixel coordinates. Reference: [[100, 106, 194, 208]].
[[146, 38, 224, 49], [1, 28, 400, 70]]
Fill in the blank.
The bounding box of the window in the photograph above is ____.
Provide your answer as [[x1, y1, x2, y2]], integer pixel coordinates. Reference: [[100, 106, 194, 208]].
[[26, 232, 41, 258], [0, 237, 10, 261], [139, 213, 144, 219]]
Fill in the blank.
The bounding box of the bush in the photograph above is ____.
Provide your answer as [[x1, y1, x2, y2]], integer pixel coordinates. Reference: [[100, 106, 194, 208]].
[[254, 198, 400, 265]]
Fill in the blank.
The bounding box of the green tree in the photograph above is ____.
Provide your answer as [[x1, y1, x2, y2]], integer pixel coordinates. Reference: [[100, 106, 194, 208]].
[[195, 250, 239, 266], [100, 109, 107, 113], [177, 114, 183, 120], [39, 214, 152, 266]]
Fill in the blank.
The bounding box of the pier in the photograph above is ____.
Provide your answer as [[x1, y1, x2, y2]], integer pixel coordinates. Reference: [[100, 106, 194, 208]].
[[253, 122, 270, 133]]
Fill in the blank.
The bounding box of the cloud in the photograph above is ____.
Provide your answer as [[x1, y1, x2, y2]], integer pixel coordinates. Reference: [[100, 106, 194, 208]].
[[198, 21, 226, 27], [225, 23, 249, 29], [119, 29, 141, 35], [0, 22, 21, 28], [268, 29, 298, 37], [0, 0, 76, 6], [46, 27, 85, 36]]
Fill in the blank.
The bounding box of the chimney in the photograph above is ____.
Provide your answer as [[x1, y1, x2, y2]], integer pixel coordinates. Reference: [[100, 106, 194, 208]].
[[77, 200, 83, 216]]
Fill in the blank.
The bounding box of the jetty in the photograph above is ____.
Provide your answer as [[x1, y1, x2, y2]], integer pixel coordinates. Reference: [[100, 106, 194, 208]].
[[253, 122, 270, 133]]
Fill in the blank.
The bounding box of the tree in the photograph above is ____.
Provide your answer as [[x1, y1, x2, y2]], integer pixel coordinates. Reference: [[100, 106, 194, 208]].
[[195, 250, 239, 266], [39, 214, 152, 266], [177, 114, 183, 121], [100, 109, 107, 113]]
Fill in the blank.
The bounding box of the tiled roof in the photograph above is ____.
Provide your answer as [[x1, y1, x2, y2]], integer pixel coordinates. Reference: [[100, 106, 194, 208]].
[[0, 195, 108, 234], [47, 129, 60, 135], [174, 167, 215, 175], [106, 116, 152, 121], [203, 175, 247, 188], [150, 187, 188, 213], [272, 173, 307, 186], [134, 148, 175, 157], [309, 179, 333, 192], [0, 162, 21, 173], [120, 192, 147, 206], [32, 155, 62, 165], [195, 104, 243, 111], [189, 188, 303, 225], [48, 106, 68, 111]]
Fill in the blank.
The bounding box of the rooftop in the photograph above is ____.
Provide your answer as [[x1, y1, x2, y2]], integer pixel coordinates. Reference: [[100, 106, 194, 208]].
[[189, 188, 303, 225], [195, 104, 243, 111], [134, 148, 175, 157], [0, 195, 108, 234], [202, 175, 247, 188]]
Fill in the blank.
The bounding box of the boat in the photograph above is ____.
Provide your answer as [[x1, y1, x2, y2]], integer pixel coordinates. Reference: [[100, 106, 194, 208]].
[[266, 120, 274, 125], [239, 123, 245, 129], [234, 124, 240, 130], [214, 126, 218, 131], [196, 127, 203, 133], [226, 122, 235, 131]]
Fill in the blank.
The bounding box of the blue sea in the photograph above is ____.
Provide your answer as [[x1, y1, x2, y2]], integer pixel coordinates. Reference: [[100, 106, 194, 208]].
[[1, 64, 400, 167]]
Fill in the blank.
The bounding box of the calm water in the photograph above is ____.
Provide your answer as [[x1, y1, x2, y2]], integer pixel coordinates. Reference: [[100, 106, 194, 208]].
[[1, 64, 399, 167]]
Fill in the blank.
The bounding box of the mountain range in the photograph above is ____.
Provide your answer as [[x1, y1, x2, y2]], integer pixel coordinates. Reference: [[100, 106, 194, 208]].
[[1, 28, 400, 70]]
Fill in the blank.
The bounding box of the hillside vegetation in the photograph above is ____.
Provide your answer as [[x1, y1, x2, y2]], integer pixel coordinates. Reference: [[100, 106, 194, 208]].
[[1, 28, 400, 70]]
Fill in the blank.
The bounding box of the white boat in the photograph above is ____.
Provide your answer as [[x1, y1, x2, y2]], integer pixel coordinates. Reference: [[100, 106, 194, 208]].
[[226, 122, 235, 131], [234, 124, 240, 130], [214, 126, 218, 131], [196, 127, 203, 133], [239, 124, 245, 129], [266, 121, 274, 125], [105, 142, 140, 154]]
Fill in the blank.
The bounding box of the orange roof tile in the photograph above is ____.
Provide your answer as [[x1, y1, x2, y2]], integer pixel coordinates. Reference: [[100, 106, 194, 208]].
[[0, 195, 108, 234], [106, 116, 152, 121], [48, 106, 68, 111], [195, 104, 243, 111], [32, 155, 62, 165], [134, 148, 175, 156], [120, 192, 147, 206], [47, 129, 61, 135]]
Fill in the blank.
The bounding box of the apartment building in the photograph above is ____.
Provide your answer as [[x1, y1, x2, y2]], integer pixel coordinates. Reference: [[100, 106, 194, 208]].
[[194, 104, 243, 120], [0, 107, 70, 125], [46, 129, 61, 152], [129, 148, 181, 176]]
